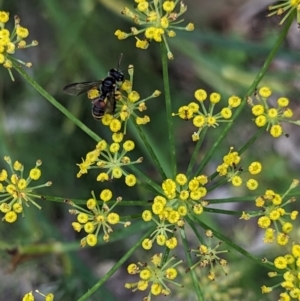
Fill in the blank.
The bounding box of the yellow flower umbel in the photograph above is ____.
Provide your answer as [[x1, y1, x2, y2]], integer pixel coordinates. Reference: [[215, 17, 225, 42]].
[[101, 65, 161, 134], [175, 265, 254, 300], [189, 230, 229, 281], [173, 90, 242, 141], [0, 156, 52, 223], [141, 173, 209, 250], [76, 136, 142, 186], [0, 12, 38, 81], [249, 86, 300, 138], [241, 180, 299, 246], [125, 253, 183, 300], [267, 0, 300, 26], [141, 173, 208, 250], [262, 242, 300, 299], [67, 190, 130, 247], [115, 0, 194, 59], [216, 147, 262, 190]]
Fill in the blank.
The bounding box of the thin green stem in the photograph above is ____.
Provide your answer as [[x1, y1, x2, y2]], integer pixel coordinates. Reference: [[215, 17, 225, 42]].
[[186, 217, 205, 245], [207, 196, 256, 203], [128, 165, 163, 195], [76, 228, 154, 301], [203, 207, 243, 216], [180, 226, 204, 301], [238, 127, 265, 155], [130, 117, 167, 179], [12, 62, 101, 142], [161, 43, 177, 177], [192, 14, 294, 176], [186, 127, 207, 178]]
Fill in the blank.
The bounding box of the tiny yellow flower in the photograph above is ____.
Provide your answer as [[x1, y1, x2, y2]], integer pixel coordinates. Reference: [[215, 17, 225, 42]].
[[84, 222, 95, 233], [29, 168, 41, 180], [194, 89, 207, 102], [246, 178, 258, 190], [142, 238, 153, 250], [259, 86, 272, 98], [278, 97, 289, 107], [86, 233, 97, 246], [166, 237, 177, 249], [255, 115, 267, 127], [86, 198, 97, 209], [209, 92, 221, 104], [107, 212, 120, 224], [3, 210, 17, 222], [77, 213, 89, 223], [228, 95, 241, 107], [258, 216, 271, 229], [16, 26, 29, 38], [100, 189, 113, 202], [125, 174, 137, 186], [142, 210, 152, 222], [109, 119, 122, 132], [193, 115, 206, 128], [274, 256, 287, 269], [248, 162, 262, 175], [22, 291, 34, 301], [123, 140, 135, 151], [270, 124, 283, 137], [163, 1, 176, 13], [220, 107, 232, 119], [231, 175, 242, 186], [252, 104, 264, 116], [0, 11, 9, 23], [175, 173, 188, 185]]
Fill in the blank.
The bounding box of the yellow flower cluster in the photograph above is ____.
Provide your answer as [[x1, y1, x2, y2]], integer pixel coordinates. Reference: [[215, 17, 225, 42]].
[[262, 243, 300, 299], [125, 253, 182, 300], [115, 0, 194, 59], [76, 136, 142, 186], [173, 89, 242, 141], [67, 190, 130, 247], [23, 290, 54, 301], [175, 265, 251, 300], [250, 86, 299, 138], [189, 230, 228, 281], [267, 0, 300, 26], [100, 65, 161, 134], [0, 156, 51, 223], [140, 173, 208, 250], [245, 180, 299, 246], [0, 11, 38, 80], [216, 147, 262, 190]]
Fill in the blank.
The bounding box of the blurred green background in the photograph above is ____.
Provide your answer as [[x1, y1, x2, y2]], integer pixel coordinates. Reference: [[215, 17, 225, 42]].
[[0, 0, 300, 300]]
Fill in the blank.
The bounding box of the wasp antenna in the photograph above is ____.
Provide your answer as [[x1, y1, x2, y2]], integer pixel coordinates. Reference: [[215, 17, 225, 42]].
[[118, 53, 123, 69]]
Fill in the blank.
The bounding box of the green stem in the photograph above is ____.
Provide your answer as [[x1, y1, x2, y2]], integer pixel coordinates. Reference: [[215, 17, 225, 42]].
[[76, 228, 153, 301], [192, 14, 294, 176], [186, 127, 207, 178], [238, 127, 265, 155], [131, 117, 167, 179], [180, 226, 204, 301], [207, 196, 255, 204], [12, 63, 101, 142], [203, 207, 243, 216], [128, 165, 164, 195], [161, 43, 177, 177]]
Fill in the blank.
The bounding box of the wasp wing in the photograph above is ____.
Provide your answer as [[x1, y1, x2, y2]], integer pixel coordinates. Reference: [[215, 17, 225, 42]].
[[63, 80, 103, 96]]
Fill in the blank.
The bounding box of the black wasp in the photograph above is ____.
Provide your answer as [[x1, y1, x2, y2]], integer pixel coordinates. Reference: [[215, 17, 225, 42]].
[[63, 54, 124, 120]]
